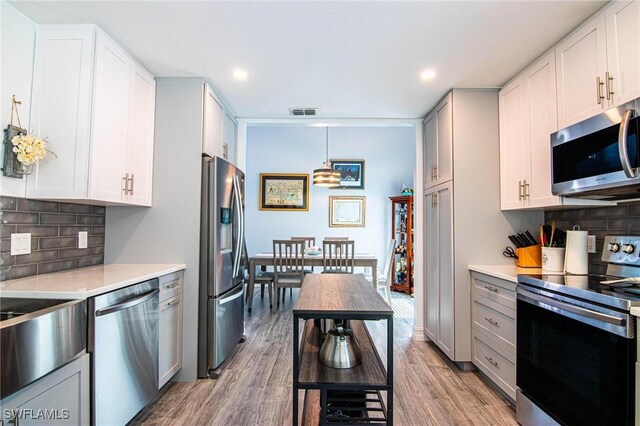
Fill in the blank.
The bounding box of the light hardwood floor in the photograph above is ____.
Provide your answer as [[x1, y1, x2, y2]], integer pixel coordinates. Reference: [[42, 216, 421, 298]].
[[130, 289, 517, 426]]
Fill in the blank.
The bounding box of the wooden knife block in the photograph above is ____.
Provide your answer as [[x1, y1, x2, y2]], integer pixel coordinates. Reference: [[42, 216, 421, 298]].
[[515, 245, 542, 268]]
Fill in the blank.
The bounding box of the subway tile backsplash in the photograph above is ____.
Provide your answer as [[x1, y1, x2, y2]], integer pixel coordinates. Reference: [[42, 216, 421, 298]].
[[0, 196, 105, 281], [545, 202, 640, 275]]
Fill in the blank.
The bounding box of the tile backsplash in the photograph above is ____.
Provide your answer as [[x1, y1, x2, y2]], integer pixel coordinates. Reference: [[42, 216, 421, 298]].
[[0, 196, 105, 281], [545, 202, 640, 275]]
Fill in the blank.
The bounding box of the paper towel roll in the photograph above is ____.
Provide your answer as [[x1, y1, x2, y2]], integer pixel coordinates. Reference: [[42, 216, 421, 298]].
[[564, 229, 588, 275]]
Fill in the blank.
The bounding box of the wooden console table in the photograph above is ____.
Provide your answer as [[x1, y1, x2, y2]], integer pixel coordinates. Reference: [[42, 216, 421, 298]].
[[292, 274, 394, 425]]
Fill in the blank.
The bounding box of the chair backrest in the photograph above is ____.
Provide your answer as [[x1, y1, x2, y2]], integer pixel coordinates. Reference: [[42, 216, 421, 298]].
[[322, 240, 355, 273], [382, 239, 396, 284], [324, 236, 349, 241], [291, 236, 316, 248], [273, 239, 305, 281]]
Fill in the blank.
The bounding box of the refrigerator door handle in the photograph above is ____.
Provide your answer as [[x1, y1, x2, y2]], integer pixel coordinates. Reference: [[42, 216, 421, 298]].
[[237, 174, 245, 273], [219, 285, 244, 305], [232, 174, 243, 278]]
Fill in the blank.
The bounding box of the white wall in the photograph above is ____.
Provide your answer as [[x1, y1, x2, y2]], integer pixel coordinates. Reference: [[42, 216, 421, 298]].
[[245, 125, 415, 265], [0, 1, 36, 197]]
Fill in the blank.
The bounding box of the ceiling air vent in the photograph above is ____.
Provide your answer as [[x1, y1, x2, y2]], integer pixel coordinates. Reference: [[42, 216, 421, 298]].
[[289, 107, 318, 116]]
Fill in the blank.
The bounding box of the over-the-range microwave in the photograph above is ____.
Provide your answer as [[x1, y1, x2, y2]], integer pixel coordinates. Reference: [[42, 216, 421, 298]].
[[551, 97, 640, 200]]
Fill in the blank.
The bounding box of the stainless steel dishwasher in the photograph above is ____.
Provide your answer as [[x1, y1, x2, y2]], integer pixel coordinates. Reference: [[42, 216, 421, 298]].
[[88, 278, 159, 426]]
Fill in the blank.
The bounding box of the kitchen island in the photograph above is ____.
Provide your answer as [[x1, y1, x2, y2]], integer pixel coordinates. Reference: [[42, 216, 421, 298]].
[[292, 273, 393, 425]]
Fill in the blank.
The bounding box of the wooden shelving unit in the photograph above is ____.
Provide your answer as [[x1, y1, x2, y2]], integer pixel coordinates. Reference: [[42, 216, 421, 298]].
[[293, 274, 394, 425], [389, 195, 413, 295]]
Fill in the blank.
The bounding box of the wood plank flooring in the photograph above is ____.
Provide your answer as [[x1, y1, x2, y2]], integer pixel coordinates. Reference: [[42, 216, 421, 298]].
[[130, 289, 516, 426]]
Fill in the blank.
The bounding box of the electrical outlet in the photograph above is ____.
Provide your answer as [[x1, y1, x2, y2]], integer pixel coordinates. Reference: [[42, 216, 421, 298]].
[[10, 233, 31, 255], [587, 235, 597, 253], [78, 231, 88, 249]]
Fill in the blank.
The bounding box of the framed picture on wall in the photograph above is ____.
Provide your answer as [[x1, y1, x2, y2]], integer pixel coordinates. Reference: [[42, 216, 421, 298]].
[[330, 159, 365, 189], [259, 173, 309, 211], [329, 196, 365, 227]]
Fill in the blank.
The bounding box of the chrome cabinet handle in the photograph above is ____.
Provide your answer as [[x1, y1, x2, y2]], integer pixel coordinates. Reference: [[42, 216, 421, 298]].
[[167, 299, 180, 307], [165, 281, 179, 289], [484, 356, 498, 367], [618, 109, 637, 178], [523, 180, 530, 199], [518, 181, 523, 201], [126, 174, 134, 195], [596, 76, 605, 104], [122, 173, 129, 194], [433, 192, 438, 207], [484, 285, 499, 293], [433, 164, 438, 180], [606, 71, 614, 100], [484, 317, 498, 326]]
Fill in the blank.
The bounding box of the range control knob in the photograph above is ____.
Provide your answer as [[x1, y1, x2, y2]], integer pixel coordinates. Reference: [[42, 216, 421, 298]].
[[608, 242, 621, 253], [623, 244, 635, 254]]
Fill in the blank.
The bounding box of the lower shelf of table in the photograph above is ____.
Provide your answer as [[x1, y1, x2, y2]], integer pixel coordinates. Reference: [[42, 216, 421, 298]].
[[302, 389, 388, 425]]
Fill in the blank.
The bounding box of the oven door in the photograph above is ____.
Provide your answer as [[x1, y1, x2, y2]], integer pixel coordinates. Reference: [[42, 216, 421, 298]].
[[516, 287, 635, 426]]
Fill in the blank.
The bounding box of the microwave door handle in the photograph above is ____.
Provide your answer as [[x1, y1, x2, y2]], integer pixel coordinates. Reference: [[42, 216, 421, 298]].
[[618, 109, 637, 178]]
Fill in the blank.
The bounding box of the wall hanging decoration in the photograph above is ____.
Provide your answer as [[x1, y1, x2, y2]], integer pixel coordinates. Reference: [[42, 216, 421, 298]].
[[312, 127, 340, 187], [3, 95, 53, 178], [329, 196, 366, 227], [330, 159, 365, 190], [259, 173, 309, 211]]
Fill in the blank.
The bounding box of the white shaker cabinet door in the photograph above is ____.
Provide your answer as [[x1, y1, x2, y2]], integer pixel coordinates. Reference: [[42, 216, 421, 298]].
[[423, 112, 437, 189], [435, 182, 454, 360], [605, 0, 640, 107], [499, 77, 527, 210], [435, 94, 453, 185], [203, 86, 224, 158], [524, 52, 562, 208], [125, 63, 156, 206], [89, 33, 130, 203], [222, 112, 237, 164], [27, 28, 95, 199], [555, 13, 608, 128], [159, 293, 183, 388], [424, 189, 439, 342]]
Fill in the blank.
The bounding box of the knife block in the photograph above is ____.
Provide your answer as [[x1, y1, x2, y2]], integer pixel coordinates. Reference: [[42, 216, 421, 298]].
[[515, 245, 542, 268]]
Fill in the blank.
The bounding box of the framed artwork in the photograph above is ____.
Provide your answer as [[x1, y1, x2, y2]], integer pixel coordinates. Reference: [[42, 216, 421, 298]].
[[329, 196, 366, 227], [330, 159, 365, 189], [259, 173, 309, 211]]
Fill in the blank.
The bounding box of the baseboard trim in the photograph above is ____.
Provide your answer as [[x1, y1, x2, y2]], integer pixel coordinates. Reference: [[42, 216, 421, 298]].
[[412, 326, 427, 342]]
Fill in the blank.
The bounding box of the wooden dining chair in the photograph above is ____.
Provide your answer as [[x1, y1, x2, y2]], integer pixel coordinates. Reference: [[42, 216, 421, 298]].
[[273, 239, 306, 306], [377, 239, 396, 305], [243, 244, 274, 310], [292, 236, 316, 275], [322, 240, 355, 274]]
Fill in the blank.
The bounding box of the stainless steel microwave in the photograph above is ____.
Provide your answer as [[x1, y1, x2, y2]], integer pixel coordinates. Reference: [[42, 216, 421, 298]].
[[551, 97, 640, 200]]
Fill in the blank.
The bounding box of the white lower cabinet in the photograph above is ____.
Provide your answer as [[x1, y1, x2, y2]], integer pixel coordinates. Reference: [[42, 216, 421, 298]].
[[0, 354, 90, 425], [470, 272, 516, 400], [159, 271, 184, 388]]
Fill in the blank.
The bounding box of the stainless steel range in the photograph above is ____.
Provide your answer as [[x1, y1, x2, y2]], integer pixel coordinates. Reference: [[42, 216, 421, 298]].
[[517, 235, 640, 426]]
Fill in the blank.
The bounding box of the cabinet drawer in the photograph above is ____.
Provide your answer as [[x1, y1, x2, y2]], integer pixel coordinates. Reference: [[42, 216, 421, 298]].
[[472, 331, 516, 400], [472, 295, 516, 354], [471, 272, 516, 309], [159, 271, 184, 302]]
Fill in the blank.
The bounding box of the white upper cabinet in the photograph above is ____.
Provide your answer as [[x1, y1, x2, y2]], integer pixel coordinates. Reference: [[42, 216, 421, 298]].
[[556, 1, 640, 129], [222, 111, 237, 163], [605, 0, 640, 106], [423, 93, 453, 189], [27, 26, 155, 206], [555, 13, 608, 128], [203, 85, 224, 158]]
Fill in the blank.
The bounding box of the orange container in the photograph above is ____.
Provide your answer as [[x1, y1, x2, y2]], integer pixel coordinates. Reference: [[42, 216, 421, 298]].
[[515, 244, 542, 268]]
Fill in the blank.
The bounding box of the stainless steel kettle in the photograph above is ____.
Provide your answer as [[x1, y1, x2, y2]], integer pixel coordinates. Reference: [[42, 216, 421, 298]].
[[319, 325, 363, 369]]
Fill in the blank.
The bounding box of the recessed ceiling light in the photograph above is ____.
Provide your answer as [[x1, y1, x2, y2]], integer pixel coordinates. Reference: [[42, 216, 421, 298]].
[[232, 69, 248, 81], [420, 69, 436, 81]]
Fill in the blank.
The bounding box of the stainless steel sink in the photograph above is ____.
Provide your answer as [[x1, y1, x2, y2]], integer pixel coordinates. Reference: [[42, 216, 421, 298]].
[[0, 297, 87, 398]]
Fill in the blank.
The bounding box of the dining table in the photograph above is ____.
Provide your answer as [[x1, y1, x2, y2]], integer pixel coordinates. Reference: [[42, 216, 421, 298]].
[[246, 252, 378, 312]]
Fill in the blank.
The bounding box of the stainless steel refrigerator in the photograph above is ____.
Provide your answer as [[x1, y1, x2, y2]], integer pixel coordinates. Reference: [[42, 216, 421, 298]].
[[198, 156, 246, 378]]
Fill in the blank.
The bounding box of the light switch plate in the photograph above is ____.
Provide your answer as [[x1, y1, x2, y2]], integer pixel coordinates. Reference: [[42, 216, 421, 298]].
[[10, 233, 31, 256], [78, 231, 88, 249], [587, 235, 597, 253]]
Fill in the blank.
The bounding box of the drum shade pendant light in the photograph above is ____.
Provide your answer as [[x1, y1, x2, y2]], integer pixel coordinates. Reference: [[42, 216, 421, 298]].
[[313, 127, 341, 187]]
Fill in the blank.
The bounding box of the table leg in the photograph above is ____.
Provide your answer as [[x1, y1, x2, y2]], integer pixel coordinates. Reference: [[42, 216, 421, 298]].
[[371, 259, 378, 288], [293, 315, 299, 425], [248, 259, 256, 312]]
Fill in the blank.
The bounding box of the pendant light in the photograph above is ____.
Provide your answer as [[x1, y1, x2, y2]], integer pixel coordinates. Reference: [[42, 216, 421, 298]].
[[313, 126, 341, 187]]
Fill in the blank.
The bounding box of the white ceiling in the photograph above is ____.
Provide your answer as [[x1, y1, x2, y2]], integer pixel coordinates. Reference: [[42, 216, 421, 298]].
[[11, 1, 606, 119]]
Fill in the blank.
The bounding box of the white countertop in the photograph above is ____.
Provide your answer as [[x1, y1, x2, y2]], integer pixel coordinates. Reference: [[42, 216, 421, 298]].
[[468, 264, 543, 283], [631, 307, 640, 317], [0, 264, 186, 299]]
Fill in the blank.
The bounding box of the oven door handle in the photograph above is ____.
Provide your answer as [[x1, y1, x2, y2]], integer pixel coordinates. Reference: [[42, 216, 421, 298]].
[[518, 288, 625, 326], [618, 108, 637, 179]]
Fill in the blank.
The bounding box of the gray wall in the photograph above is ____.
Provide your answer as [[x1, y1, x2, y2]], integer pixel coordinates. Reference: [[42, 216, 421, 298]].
[[0, 196, 105, 280], [245, 125, 415, 264], [545, 202, 640, 275], [106, 78, 204, 381]]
